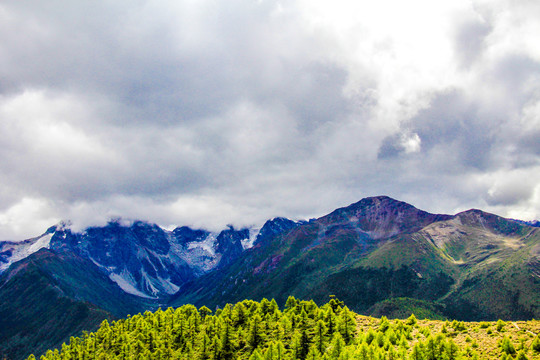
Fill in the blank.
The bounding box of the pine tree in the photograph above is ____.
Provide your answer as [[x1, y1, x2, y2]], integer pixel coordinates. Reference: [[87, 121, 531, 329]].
[[387, 344, 397, 360], [375, 331, 385, 348], [248, 314, 263, 351], [325, 308, 337, 335], [299, 328, 311, 360], [196, 331, 211, 360], [263, 342, 276, 360], [338, 309, 356, 344], [306, 345, 322, 360], [532, 336, 540, 353], [285, 296, 298, 312], [292, 332, 302, 360], [424, 336, 438, 360], [233, 302, 248, 327], [249, 349, 264, 360], [328, 332, 345, 360], [357, 342, 369, 360], [328, 296, 344, 312], [443, 339, 460, 360], [269, 299, 280, 316], [500, 336, 516, 355], [219, 320, 234, 360], [365, 328, 376, 345], [516, 351, 528, 360], [379, 316, 390, 333], [410, 342, 425, 360], [313, 320, 328, 354], [386, 328, 397, 345], [406, 314, 418, 326], [200, 306, 212, 319]]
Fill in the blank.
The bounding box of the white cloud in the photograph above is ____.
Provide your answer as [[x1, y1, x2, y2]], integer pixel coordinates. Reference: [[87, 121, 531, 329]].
[[400, 133, 422, 154], [0, 198, 58, 239], [0, 0, 539, 239]]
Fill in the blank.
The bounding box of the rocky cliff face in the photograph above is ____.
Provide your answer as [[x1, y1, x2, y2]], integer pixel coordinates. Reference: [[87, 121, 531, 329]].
[[1, 220, 254, 299], [254, 217, 305, 246]]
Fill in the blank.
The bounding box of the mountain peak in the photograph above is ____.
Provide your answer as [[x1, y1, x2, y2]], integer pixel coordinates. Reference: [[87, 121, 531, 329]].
[[455, 208, 526, 235], [254, 217, 303, 246], [321, 196, 452, 239]]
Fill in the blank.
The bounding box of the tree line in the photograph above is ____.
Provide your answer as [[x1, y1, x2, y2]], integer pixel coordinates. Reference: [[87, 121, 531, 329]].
[[28, 296, 540, 360]]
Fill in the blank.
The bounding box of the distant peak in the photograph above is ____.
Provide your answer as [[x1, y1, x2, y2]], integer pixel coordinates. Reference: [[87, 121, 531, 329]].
[[323, 195, 451, 239], [456, 208, 485, 215], [455, 208, 525, 235], [348, 195, 419, 211], [47, 221, 72, 234], [455, 208, 495, 220]]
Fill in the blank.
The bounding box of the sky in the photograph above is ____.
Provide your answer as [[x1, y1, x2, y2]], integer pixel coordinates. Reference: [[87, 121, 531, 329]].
[[1, 0, 540, 239]]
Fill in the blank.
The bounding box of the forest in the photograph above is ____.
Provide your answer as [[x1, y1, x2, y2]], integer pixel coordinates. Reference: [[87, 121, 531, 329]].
[[29, 297, 540, 360]]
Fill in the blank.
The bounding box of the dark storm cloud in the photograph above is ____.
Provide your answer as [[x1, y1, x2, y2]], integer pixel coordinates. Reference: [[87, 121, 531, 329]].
[[405, 91, 496, 170]]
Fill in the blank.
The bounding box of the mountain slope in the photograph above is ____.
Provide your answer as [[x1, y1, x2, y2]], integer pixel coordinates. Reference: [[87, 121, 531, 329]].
[[169, 196, 540, 320], [0, 248, 140, 360], [49, 221, 197, 298], [1, 220, 253, 299], [0, 220, 290, 359], [169, 197, 454, 308]]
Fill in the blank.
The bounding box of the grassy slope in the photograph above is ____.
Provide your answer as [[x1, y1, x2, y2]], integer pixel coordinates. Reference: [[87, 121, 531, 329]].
[[356, 315, 540, 360], [367, 297, 448, 320]]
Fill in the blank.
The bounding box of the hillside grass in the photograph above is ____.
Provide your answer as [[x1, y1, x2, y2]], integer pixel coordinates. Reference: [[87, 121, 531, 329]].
[[356, 315, 540, 360]]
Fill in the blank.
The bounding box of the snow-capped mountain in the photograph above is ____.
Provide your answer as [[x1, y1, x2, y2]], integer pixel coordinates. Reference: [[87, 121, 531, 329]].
[[0, 220, 258, 299]]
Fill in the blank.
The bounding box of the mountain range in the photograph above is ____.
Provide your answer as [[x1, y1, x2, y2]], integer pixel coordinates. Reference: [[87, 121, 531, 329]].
[[1, 196, 539, 359]]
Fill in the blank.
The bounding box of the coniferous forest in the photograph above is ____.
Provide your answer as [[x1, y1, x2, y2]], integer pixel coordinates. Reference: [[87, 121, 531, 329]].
[[28, 297, 540, 360]]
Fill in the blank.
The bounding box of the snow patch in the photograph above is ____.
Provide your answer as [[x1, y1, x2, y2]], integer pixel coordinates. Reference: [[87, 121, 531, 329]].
[[0, 233, 53, 273], [154, 274, 180, 294], [241, 228, 260, 249], [109, 271, 156, 299], [140, 269, 160, 296], [188, 233, 217, 256], [27, 233, 53, 254]]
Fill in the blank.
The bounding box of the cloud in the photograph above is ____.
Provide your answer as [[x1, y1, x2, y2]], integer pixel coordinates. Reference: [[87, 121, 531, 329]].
[[0, 197, 58, 240], [0, 0, 539, 239]]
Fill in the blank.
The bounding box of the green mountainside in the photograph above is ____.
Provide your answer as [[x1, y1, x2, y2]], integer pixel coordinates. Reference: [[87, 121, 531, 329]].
[[29, 297, 540, 360], [0, 249, 151, 360], [170, 197, 540, 321]]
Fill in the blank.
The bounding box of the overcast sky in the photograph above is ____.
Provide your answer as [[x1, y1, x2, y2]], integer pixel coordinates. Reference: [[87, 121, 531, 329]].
[[1, 0, 540, 239]]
